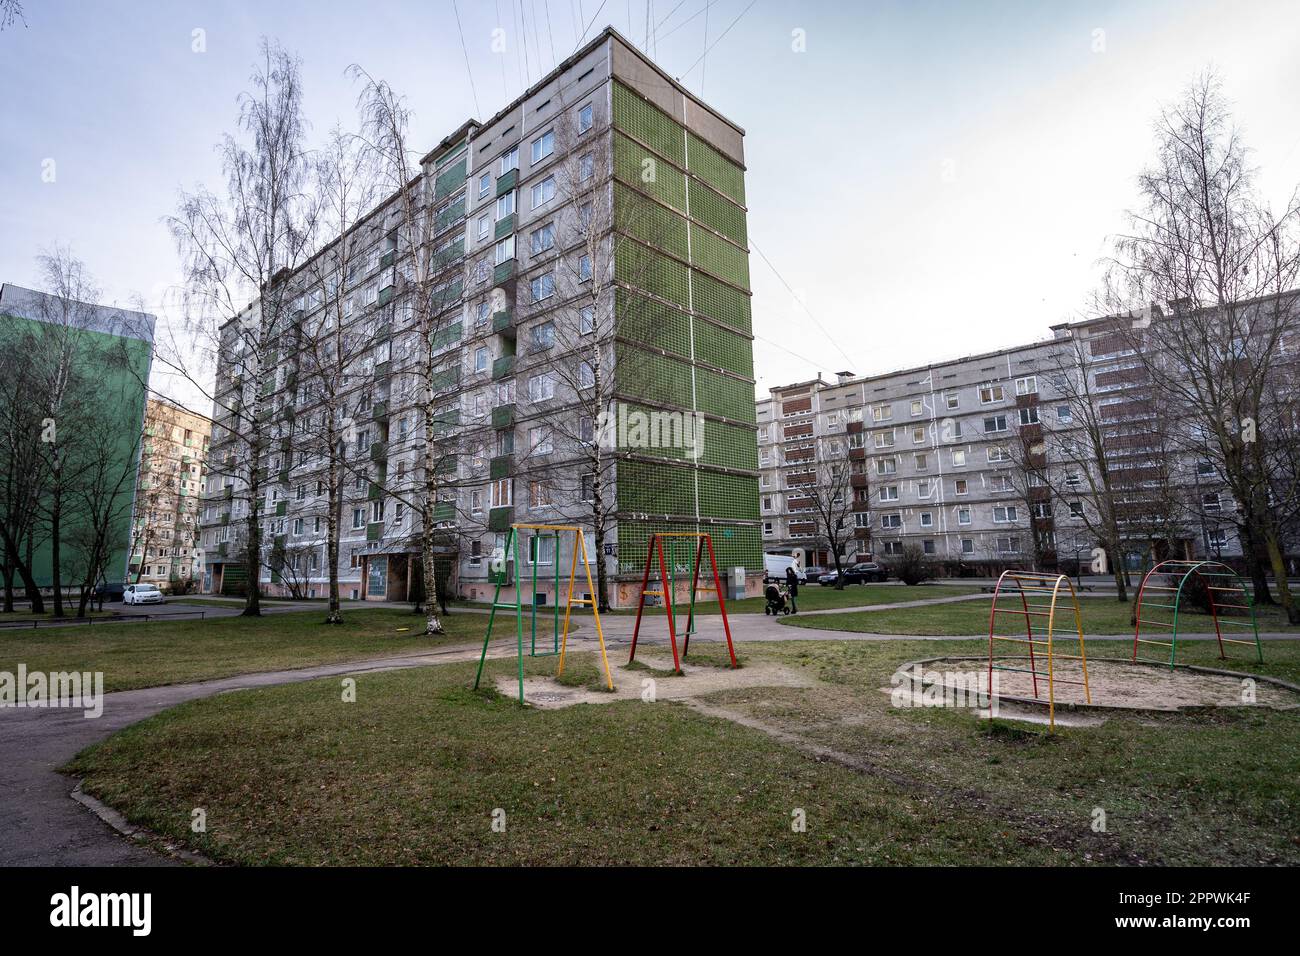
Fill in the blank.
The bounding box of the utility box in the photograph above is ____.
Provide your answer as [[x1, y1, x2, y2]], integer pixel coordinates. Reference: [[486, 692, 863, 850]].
[[729, 567, 745, 602]]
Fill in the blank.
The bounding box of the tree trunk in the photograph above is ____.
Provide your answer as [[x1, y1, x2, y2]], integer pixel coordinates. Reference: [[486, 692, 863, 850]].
[[1263, 532, 1299, 625], [420, 407, 443, 634], [1, 564, 13, 613], [50, 501, 63, 617], [325, 437, 342, 624]]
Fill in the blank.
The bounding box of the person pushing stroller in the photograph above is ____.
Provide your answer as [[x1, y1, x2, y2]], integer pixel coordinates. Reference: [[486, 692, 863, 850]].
[[764, 581, 790, 615], [784, 564, 800, 614]]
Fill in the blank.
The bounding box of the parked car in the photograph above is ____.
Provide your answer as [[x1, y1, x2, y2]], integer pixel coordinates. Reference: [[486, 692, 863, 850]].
[[818, 562, 890, 586], [123, 583, 165, 605], [93, 582, 125, 603]]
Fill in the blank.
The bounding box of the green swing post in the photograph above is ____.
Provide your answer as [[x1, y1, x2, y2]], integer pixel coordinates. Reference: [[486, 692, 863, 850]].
[[474, 526, 527, 703]]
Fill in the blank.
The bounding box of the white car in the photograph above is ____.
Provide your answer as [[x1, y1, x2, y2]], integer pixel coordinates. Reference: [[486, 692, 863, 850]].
[[123, 584, 165, 605]]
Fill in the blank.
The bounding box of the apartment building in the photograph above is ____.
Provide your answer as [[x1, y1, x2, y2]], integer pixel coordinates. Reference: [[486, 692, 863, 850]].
[[200, 27, 762, 606], [760, 296, 1300, 575], [130, 398, 211, 589]]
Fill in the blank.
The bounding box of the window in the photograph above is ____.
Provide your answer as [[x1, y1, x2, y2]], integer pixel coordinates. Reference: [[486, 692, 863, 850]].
[[478, 172, 491, 199], [579, 305, 595, 334], [581, 474, 595, 501], [983, 414, 1009, 433], [958, 507, 972, 525], [530, 176, 556, 208], [530, 426, 552, 454], [993, 505, 1018, 523], [996, 536, 1021, 554], [945, 393, 960, 410], [530, 222, 556, 255], [578, 360, 595, 389], [476, 301, 491, 326], [1205, 529, 1228, 548], [529, 480, 552, 509], [496, 191, 515, 219], [1195, 460, 1216, 478], [879, 485, 899, 502], [1056, 405, 1073, 424], [920, 512, 934, 528], [530, 272, 555, 301], [352, 508, 365, 530], [871, 404, 892, 422], [470, 540, 482, 566], [1069, 501, 1085, 518], [477, 214, 490, 241], [987, 446, 1011, 463], [475, 347, 489, 372], [882, 541, 904, 556], [876, 457, 897, 476], [1065, 469, 1082, 489], [880, 514, 902, 529], [531, 130, 555, 164], [532, 321, 555, 350], [1015, 376, 1038, 396], [578, 152, 594, 180], [990, 474, 1014, 492], [471, 491, 483, 514], [914, 453, 929, 471], [961, 538, 975, 554], [917, 480, 932, 499], [978, 385, 1003, 404], [578, 254, 592, 281], [912, 427, 925, 444], [1201, 493, 1221, 514], [952, 450, 966, 467], [494, 235, 515, 265], [293, 518, 303, 535], [874, 430, 895, 449], [528, 373, 555, 401], [370, 499, 385, 523], [954, 479, 969, 495], [922, 539, 936, 555], [910, 399, 924, 417], [578, 102, 593, 133], [499, 147, 518, 174], [490, 477, 513, 508], [1031, 502, 1051, 519], [1018, 406, 1039, 426]]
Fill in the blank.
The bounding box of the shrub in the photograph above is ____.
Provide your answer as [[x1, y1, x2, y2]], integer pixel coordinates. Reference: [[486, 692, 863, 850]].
[[892, 546, 935, 586]]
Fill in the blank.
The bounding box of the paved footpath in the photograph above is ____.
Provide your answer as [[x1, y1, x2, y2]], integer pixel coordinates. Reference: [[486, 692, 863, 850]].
[[2, 593, 1294, 866]]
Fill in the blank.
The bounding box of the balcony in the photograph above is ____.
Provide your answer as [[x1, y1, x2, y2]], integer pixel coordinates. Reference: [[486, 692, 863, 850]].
[[488, 506, 514, 531], [366, 521, 384, 542], [850, 473, 868, 489], [490, 454, 512, 480], [848, 447, 866, 461], [491, 404, 516, 429], [493, 259, 516, 284], [370, 440, 388, 463], [495, 168, 517, 196], [492, 309, 515, 337], [492, 355, 515, 379], [275, 501, 287, 517], [372, 401, 388, 422]]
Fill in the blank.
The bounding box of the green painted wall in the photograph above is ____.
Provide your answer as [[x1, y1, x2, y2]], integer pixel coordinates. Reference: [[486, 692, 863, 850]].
[[0, 310, 151, 588]]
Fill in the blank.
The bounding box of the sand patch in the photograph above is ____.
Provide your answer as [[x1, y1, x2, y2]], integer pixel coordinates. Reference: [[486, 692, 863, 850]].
[[907, 656, 1300, 713], [495, 655, 816, 709]]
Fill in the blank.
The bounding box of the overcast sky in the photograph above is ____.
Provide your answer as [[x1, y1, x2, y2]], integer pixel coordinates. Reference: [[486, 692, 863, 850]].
[[2, 0, 1298, 409]]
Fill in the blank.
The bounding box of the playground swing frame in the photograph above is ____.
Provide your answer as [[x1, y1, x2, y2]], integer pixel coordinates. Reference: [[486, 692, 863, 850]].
[[627, 532, 738, 673], [1131, 559, 1264, 669], [986, 570, 1091, 730], [472, 524, 614, 704]]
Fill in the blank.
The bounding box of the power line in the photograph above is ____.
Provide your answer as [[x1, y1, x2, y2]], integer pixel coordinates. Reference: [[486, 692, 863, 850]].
[[450, 0, 482, 118], [750, 237, 856, 368], [681, 0, 757, 78], [573, 0, 608, 51]]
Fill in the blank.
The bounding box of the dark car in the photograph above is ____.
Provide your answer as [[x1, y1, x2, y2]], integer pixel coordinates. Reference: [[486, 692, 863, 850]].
[[93, 582, 126, 603], [818, 562, 890, 586]]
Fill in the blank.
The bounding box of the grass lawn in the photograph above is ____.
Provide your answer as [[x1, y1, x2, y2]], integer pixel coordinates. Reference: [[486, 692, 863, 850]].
[[778, 594, 1300, 637], [67, 637, 1300, 865], [0, 608, 481, 692]]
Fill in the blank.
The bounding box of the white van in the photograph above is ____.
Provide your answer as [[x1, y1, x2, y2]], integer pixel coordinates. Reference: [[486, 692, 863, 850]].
[[763, 553, 805, 584]]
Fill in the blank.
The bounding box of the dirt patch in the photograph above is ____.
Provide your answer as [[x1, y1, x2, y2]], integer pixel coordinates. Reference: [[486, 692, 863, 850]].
[[496, 654, 816, 709], [908, 656, 1300, 713]]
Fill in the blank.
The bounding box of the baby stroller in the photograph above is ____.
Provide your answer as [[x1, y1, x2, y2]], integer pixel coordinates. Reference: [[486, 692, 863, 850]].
[[764, 583, 791, 615]]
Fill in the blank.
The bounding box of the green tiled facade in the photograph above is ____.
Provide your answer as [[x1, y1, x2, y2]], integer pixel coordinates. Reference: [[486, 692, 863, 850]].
[[609, 80, 761, 575]]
